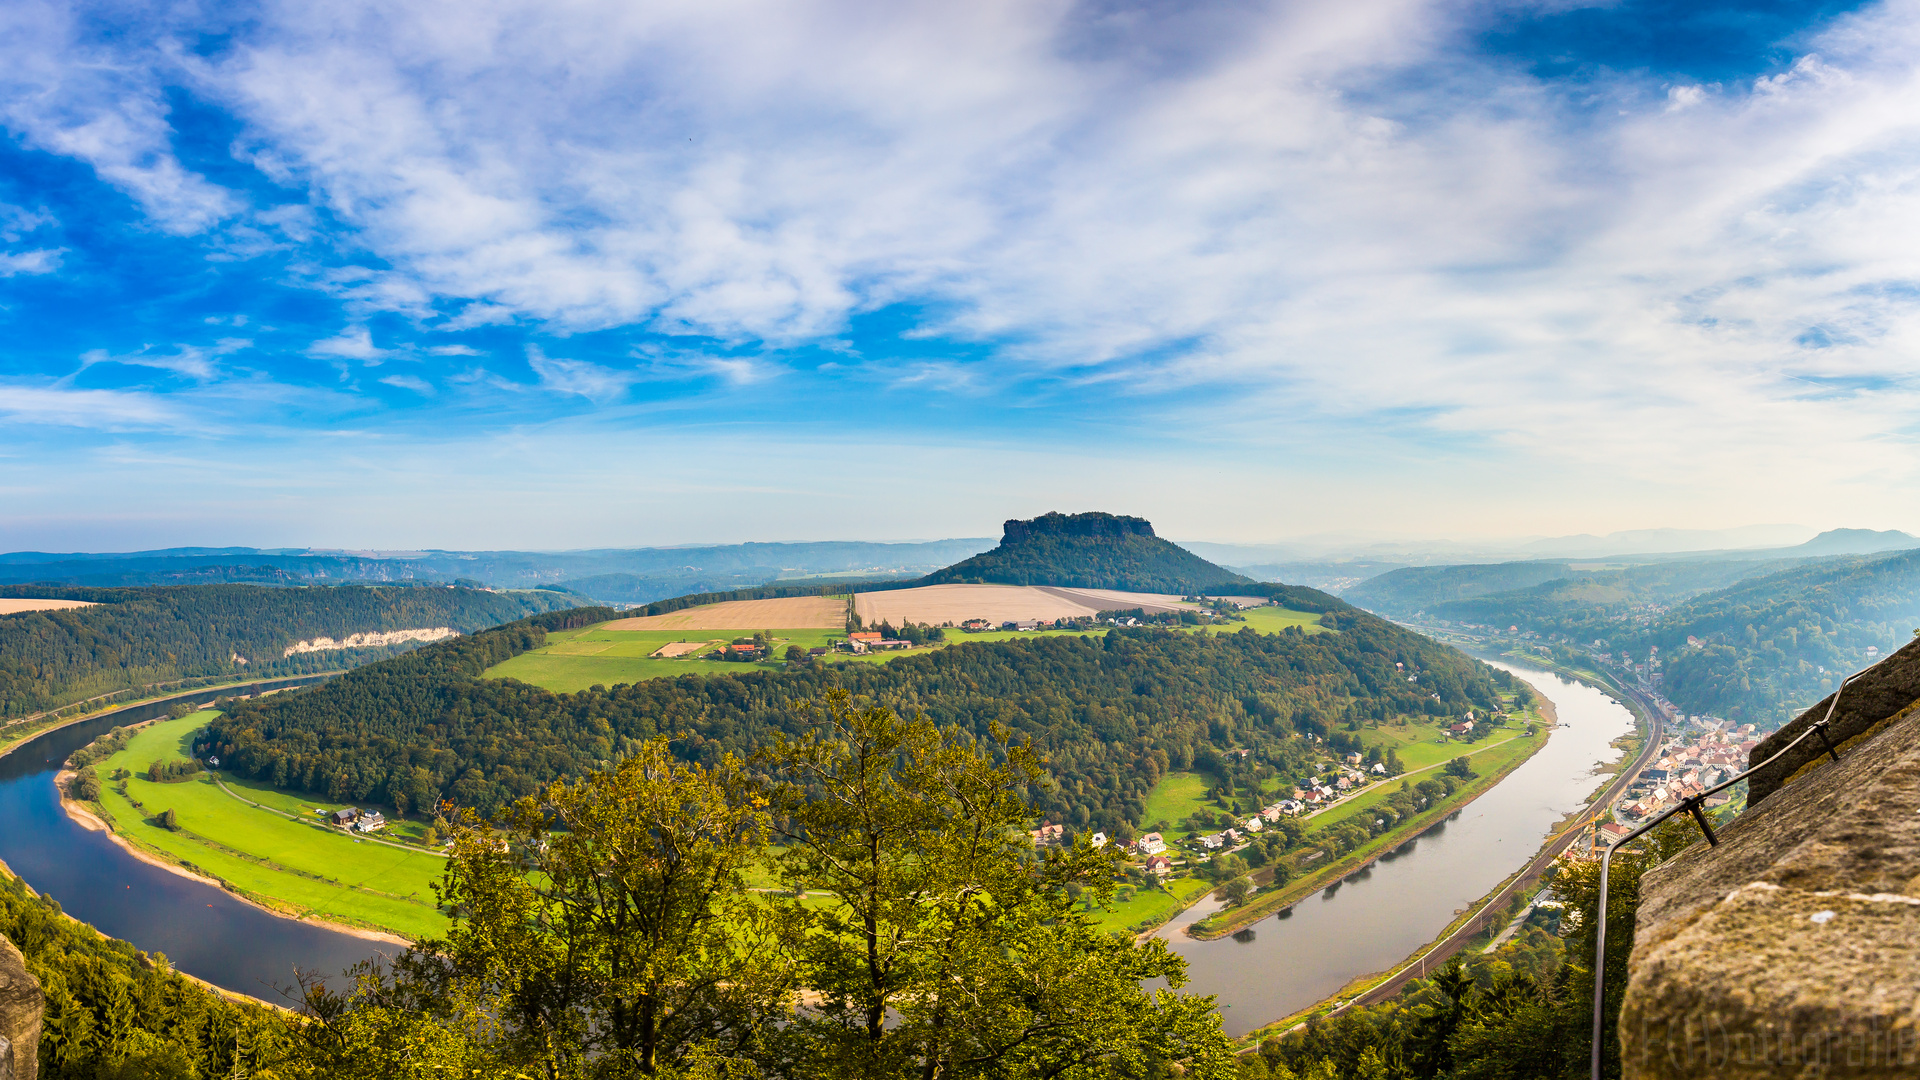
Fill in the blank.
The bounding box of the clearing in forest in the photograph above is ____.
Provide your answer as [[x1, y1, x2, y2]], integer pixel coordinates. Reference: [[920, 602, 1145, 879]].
[[0, 598, 97, 614], [852, 584, 1201, 627]]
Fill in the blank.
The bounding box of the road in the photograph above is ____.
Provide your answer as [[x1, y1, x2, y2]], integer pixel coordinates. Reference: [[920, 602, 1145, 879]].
[[1291, 666, 1666, 1029]]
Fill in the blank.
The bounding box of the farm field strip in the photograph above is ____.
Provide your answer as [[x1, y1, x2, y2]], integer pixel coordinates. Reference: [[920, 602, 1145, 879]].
[[853, 584, 1204, 627], [0, 598, 97, 614], [599, 595, 846, 630]]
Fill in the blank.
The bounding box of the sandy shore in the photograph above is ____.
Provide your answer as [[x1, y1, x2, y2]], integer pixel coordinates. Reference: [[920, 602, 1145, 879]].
[[54, 775, 412, 947]]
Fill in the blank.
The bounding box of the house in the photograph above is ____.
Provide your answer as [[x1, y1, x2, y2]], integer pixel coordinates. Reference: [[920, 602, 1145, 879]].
[[1145, 855, 1172, 875], [1596, 822, 1633, 846], [850, 632, 883, 642], [1029, 823, 1066, 847], [354, 811, 387, 833], [1198, 833, 1225, 851], [1278, 799, 1303, 813], [331, 808, 359, 826], [961, 619, 991, 631], [1260, 805, 1284, 823], [1371, 762, 1387, 775], [1089, 831, 1108, 848], [1135, 832, 1167, 855], [1222, 829, 1242, 845], [1242, 816, 1262, 832], [872, 639, 910, 651], [1334, 776, 1352, 791], [1344, 752, 1363, 766]]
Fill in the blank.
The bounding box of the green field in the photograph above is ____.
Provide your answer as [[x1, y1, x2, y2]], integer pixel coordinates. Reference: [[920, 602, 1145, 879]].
[[1199, 606, 1328, 636], [1084, 875, 1214, 933], [1303, 729, 1541, 830], [1139, 771, 1212, 836], [88, 713, 449, 939], [491, 610, 1327, 692], [486, 626, 847, 692]]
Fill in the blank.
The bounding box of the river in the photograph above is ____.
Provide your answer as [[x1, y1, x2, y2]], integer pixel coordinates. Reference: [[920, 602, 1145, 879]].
[[0, 665, 1631, 1024], [1154, 663, 1635, 1036], [0, 683, 389, 1002]]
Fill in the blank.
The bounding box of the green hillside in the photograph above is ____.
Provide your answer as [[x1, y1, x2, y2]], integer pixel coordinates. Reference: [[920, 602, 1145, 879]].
[[0, 582, 585, 721], [919, 511, 1254, 593], [201, 604, 1511, 834]]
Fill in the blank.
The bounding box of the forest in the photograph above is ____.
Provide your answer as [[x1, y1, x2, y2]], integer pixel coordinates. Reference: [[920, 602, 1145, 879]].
[[0, 871, 289, 1079], [199, 605, 1508, 832], [1346, 549, 1920, 727], [0, 583, 584, 722]]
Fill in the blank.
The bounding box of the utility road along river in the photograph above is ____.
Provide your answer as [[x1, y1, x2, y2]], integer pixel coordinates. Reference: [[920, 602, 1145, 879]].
[[0, 687, 387, 1002], [1155, 664, 1635, 1036], [0, 665, 1631, 1021]]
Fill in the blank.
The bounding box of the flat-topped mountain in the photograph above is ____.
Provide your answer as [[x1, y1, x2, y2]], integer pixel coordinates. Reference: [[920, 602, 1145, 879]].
[[920, 511, 1255, 594]]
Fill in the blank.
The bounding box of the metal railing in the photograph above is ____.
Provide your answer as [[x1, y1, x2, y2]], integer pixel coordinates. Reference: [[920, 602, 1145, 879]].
[[1588, 656, 1884, 1080]]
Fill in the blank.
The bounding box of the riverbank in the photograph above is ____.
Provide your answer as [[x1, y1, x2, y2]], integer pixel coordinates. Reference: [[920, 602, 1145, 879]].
[[0, 673, 344, 761], [1187, 697, 1556, 940], [59, 712, 440, 944], [1232, 660, 1663, 1041]]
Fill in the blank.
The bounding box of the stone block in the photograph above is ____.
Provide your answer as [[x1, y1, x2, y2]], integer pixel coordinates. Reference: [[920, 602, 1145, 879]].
[[1621, 671, 1920, 1079]]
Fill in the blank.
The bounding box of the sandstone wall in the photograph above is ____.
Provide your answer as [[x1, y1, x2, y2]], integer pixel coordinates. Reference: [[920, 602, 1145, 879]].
[[1620, 667, 1920, 1079], [0, 933, 40, 1080]]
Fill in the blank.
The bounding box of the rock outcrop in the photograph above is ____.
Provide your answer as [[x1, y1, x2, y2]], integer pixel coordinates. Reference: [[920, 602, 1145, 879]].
[[0, 933, 41, 1080], [1618, 637, 1920, 1079]]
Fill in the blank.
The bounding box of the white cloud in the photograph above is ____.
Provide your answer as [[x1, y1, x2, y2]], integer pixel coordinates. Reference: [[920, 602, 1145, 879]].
[[379, 373, 436, 394], [306, 326, 387, 362], [0, 383, 177, 428], [0, 1, 236, 233], [0, 248, 62, 276], [525, 345, 636, 401]]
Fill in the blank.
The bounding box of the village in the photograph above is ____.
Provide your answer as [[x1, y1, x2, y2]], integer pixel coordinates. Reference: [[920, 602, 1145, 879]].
[[1590, 713, 1759, 848]]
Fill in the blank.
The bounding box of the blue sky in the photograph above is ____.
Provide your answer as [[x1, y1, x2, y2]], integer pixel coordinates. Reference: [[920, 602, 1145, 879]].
[[5, 0, 1919, 551]]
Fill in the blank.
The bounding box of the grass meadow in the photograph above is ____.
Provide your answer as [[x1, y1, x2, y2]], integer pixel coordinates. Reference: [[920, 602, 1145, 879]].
[[91, 712, 450, 939]]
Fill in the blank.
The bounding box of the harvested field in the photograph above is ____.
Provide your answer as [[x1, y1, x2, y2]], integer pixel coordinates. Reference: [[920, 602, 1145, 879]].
[[0, 598, 96, 615], [853, 584, 1200, 627], [600, 595, 845, 631], [651, 640, 717, 658]]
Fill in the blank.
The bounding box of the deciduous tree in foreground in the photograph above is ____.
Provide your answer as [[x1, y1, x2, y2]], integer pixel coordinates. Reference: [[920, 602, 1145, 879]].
[[289, 690, 1233, 1080]]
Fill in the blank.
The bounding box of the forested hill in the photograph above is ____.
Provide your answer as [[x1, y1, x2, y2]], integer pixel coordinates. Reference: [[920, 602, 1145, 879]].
[[918, 511, 1254, 593], [1652, 551, 1920, 724], [0, 583, 586, 721], [201, 606, 1512, 832], [1359, 549, 1920, 728]]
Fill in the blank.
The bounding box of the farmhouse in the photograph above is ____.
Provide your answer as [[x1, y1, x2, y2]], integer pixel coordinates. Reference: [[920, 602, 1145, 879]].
[[354, 811, 387, 833], [1135, 832, 1167, 855], [331, 808, 359, 826]]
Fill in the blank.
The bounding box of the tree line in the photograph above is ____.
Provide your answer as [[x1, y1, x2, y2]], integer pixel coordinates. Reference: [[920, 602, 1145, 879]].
[[0, 583, 588, 722], [200, 609, 1507, 832]]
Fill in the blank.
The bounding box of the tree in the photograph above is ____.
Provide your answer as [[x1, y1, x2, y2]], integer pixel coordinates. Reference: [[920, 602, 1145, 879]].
[[1444, 757, 1475, 780], [785, 644, 808, 663], [1219, 878, 1251, 907], [765, 689, 1234, 1079], [159, 808, 177, 830], [419, 738, 787, 1076]]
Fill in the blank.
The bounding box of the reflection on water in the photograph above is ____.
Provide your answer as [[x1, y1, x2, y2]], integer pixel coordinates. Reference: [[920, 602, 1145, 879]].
[[1232, 928, 1257, 943], [1154, 664, 1634, 1036], [0, 681, 387, 1000]]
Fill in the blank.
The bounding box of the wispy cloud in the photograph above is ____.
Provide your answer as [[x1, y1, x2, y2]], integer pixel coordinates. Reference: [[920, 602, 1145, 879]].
[[379, 373, 435, 395], [525, 345, 635, 401], [0, 383, 177, 428]]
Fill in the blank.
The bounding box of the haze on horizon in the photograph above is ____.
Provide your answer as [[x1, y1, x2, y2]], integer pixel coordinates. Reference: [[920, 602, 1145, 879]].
[[6, 0, 1920, 551]]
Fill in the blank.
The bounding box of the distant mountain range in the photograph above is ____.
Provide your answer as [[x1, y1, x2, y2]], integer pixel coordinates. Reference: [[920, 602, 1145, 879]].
[[919, 512, 1255, 594], [0, 540, 995, 604]]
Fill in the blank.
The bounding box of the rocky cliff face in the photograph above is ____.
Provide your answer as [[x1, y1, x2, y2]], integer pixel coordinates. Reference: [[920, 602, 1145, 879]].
[[1619, 637, 1920, 1079], [0, 933, 41, 1080], [1001, 512, 1155, 544]]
